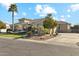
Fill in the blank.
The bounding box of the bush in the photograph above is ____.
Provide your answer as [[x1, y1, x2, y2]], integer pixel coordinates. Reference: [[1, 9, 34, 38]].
[[7, 29, 12, 33], [44, 28, 49, 34], [37, 30, 45, 36], [27, 31, 32, 37], [37, 26, 45, 36]]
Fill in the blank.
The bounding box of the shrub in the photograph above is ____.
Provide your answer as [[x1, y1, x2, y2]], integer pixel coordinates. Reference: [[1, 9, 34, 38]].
[[27, 31, 32, 37], [7, 29, 12, 33], [37, 26, 45, 36], [44, 28, 49, 34]]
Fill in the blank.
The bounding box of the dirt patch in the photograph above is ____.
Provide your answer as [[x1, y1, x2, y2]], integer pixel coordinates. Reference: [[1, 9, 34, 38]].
[[22, 34, 56, 40], [30, 35, 54, 40]]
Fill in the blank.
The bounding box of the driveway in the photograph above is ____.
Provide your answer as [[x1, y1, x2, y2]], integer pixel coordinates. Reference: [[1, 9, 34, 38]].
[[46, 33, 79, 47], [18, 33, 79, 48], [0, 36, 79, 56]]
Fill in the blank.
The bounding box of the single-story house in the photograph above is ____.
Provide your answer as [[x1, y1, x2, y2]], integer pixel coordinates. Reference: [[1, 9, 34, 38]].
[[15, 18, 71, 33], [0, 23, 10, 33], [57, 21, 71, 33]]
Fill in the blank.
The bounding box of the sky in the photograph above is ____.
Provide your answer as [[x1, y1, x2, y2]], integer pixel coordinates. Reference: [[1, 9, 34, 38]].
[[0, 3, 79, 25]]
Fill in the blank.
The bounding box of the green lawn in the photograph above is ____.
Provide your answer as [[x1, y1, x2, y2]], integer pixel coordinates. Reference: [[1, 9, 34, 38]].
[[0, 33, 22, 38]]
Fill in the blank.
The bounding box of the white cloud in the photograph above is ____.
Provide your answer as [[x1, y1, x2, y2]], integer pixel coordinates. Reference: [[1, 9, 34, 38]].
[[67, 15, 70, 18], [60, 18, 66, 21], [67, 9, 71, 12], [1, 2, 13, 10], [71, 24, 74, 27], [14, 12, 17, 16], [60, 15, 66, 21], [70, 4, 79, 11], [35, 5, 42, 13], [39, 14, 46, 17], [35, 4, 57, 17], [43, 5, 57, 14], [53, 17, 58, 20], [1, 3, 17, 16], [22, 12, 26, 16]]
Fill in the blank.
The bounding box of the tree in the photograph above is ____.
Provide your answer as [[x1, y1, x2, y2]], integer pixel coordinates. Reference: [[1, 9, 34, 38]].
[[8, 4, 17, 32], [19, 18, 26, 21], [71, 25, 79, 33], [73, 25, 79, 29], [0, 21, 6, 29], [43, 14, 58, 36], [45, 13, 52, 19]]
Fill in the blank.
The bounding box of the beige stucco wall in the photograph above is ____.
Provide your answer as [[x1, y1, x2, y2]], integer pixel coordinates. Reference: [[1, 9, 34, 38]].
[[58, 24, 71, 32], [15, 25, 23, 30], [19, 20, 31, 24], [6, 24, 10, 29]]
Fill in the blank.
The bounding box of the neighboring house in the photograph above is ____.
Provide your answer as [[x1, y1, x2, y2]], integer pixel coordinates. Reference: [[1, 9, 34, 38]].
[[57, 21, 71, 33], [14, 18, 31, 30], [6, 23, 10, 29], [71, 25, 79, 33], [17, 18, 71, 33], [31, 19, 44, 26], [19, 18, 32, 24], [18, 18, 44, 27], [0, 23, 10, 33], [31, 19, 71, 33]]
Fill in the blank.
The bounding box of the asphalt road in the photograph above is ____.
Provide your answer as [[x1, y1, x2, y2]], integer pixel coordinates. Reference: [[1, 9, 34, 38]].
[[0, 38, 79, 56]]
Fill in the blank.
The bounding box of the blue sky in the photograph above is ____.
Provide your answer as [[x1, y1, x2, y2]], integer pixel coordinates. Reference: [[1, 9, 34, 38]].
[[0, 3, 79, 25]]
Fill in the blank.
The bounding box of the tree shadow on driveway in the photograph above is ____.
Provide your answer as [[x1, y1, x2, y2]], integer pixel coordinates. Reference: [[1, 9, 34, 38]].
[[76, 42, 79, 46]]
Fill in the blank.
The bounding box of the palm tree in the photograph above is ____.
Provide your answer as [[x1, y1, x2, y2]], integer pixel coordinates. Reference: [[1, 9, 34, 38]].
[[8, 4, 17, 32], [43, 14, 58, 36], [45, 14, 52, 19]]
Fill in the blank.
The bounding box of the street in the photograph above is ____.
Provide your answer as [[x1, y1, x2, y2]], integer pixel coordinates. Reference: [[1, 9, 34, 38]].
[[0, 37, 79, 56]]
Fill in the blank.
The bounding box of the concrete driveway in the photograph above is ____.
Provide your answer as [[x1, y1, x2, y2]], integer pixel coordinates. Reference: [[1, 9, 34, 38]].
[[46, 33, 79, 47], [0, 35, 79, 56], [18, 33, 79, 48]]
